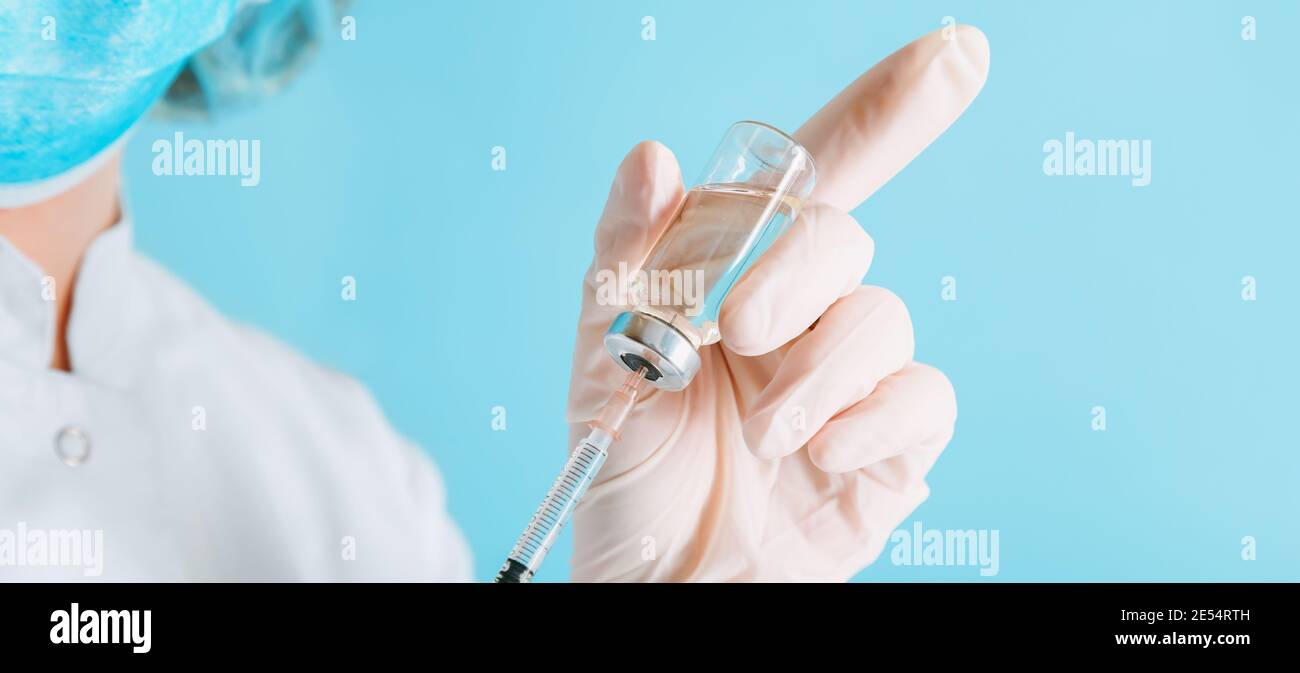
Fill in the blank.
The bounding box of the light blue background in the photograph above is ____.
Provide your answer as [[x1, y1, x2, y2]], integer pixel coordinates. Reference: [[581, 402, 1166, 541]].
[[123, 1, 1298, 581]]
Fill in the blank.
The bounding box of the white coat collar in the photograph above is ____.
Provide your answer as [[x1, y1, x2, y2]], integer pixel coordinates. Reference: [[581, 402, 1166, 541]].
[[0, 215, 135, 379]]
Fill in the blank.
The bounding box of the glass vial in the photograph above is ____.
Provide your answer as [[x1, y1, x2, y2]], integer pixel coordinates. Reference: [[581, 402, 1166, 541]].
[[604, 121, 816, 390]]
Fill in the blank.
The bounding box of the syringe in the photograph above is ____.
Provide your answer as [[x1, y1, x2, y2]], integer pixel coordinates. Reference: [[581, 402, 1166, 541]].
[[494, 368, 648, 583]]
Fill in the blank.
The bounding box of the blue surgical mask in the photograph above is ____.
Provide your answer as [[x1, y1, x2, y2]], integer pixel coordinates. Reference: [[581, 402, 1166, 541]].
[[0, 0, 237, 207]]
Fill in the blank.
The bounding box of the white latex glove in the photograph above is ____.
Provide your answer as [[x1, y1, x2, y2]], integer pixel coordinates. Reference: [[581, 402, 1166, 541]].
[[567, 25, 990, 581]]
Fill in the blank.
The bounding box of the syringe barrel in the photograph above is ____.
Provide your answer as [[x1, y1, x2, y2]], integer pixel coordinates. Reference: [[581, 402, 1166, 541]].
[[497, 437, 609, 582]]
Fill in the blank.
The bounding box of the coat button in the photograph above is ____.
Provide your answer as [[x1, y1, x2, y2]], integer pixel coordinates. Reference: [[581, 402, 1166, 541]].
[[54, 426, 91, 466]]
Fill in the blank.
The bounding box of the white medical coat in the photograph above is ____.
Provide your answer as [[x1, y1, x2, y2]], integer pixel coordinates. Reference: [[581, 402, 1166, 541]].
[[0, 219, 472, 580]]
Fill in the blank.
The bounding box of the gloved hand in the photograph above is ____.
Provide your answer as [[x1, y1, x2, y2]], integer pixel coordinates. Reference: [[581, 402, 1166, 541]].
[[567, 25, 990, 581]]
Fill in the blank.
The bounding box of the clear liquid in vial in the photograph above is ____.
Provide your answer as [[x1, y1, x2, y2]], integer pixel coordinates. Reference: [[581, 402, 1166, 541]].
[[635, 184, 800, 346]]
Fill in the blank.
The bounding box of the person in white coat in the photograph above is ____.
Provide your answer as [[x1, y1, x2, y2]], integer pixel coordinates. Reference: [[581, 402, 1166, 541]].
[[1, 1, 987, 581], [0, 148, 472, 580], [0, 0, 472, 581]]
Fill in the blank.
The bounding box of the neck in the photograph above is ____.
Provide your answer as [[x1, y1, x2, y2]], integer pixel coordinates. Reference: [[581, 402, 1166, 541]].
[[0, 154, 124, 371]]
